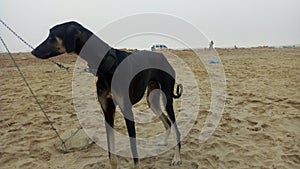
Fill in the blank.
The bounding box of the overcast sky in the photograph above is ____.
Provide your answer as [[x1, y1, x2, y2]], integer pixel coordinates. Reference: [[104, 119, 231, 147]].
[[0, 0, 299, 52]]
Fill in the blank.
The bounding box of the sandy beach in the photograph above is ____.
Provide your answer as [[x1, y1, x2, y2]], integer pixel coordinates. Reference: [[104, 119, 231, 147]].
[[0, 47, 299, 169]]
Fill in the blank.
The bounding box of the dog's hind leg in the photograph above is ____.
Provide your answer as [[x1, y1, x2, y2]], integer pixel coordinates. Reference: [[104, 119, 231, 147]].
[[97, 89, 117, 169], [147, 81, 171, 146], [161, 82, 182, 166], [165, 96, 182, 166]]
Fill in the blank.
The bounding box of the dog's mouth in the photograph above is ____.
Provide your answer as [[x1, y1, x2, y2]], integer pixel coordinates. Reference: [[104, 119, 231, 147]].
[[31, 49, 66, 59], [31, 50, 51, 59]]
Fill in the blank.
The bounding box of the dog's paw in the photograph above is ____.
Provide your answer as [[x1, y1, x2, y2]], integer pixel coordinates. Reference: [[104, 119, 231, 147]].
[[132, 164, 140, 169], [170, 156, 182, 166], [109, 155, 118, 169]]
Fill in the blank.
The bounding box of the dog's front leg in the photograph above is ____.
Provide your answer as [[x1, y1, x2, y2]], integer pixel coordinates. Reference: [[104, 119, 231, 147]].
[[98, 89, 117, 169], [103, 101, 117, 169], [120, 106, 139, 169], [105, 117, 117, 169]]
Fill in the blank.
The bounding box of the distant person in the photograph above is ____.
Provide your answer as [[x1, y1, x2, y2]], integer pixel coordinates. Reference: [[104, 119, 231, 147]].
[[234, 45, 238, 49], [209, 40, 214, 49]]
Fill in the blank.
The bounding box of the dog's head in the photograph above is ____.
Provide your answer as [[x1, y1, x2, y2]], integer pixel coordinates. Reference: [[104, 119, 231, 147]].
[[32, 21, 92, 59]]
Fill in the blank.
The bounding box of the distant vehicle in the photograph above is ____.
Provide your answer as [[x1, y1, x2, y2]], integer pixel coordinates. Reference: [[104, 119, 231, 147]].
[[151, 44, 168, 51]]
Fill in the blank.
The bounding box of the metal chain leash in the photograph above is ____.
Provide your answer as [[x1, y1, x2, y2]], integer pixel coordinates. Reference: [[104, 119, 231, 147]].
[[0, 19, 84, 152], [0, 19, 34, 50]]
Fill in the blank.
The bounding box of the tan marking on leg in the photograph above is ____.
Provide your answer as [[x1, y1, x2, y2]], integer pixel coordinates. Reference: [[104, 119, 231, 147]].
[[97, 95, 107, 110], [106, 91, 113, 99]]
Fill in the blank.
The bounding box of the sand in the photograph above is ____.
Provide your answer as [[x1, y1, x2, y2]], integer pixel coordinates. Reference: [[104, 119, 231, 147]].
[[0, 47, 299, 169]]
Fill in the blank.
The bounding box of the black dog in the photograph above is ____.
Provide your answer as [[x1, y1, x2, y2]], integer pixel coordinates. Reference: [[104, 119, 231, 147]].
[[32, 21, 183, 169]]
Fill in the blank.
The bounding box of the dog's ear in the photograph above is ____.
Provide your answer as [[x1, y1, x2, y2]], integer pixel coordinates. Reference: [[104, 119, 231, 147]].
[[63, 26, 81, 53]]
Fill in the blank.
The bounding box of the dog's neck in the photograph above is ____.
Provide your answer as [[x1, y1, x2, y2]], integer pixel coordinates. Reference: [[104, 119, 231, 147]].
[[76, 33, 113, 75], [74, 30, 96, 54]]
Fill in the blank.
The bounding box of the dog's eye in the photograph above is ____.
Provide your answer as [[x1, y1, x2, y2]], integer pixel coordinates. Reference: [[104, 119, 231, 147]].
[[48, 36, 56, 41]]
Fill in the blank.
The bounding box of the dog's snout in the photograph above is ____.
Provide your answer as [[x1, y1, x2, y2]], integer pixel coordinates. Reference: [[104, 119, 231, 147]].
[[31, 48, 47, 59]]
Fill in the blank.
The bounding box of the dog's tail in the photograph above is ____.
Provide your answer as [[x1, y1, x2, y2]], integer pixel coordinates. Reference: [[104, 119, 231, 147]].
[[173, 83, 183, 99]]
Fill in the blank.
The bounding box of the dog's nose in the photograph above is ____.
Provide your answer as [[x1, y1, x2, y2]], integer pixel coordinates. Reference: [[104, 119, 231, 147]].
[[31, 49, 41, 58], [31, 50, 36, 56]]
